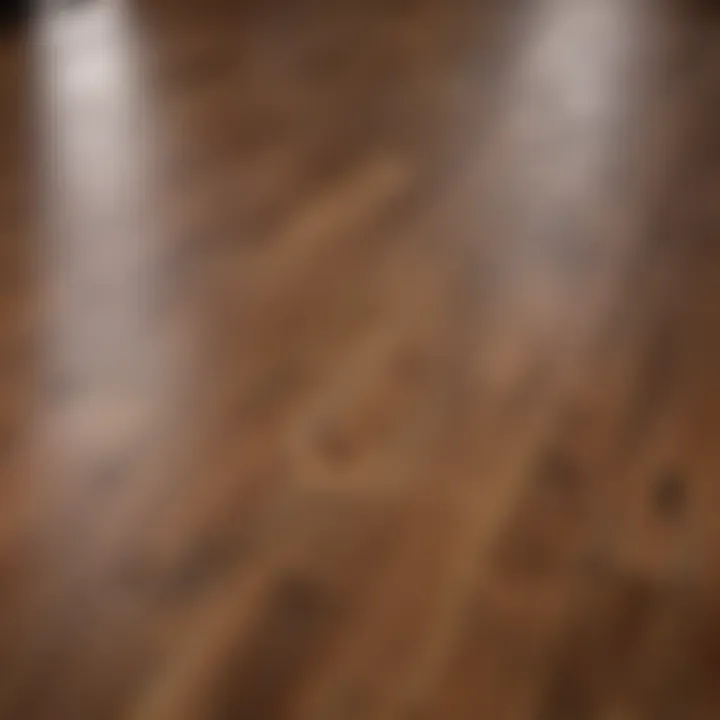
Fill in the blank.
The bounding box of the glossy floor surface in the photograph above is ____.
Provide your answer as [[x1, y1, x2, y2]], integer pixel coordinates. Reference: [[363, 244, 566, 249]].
[[1, 0, 720, 717]]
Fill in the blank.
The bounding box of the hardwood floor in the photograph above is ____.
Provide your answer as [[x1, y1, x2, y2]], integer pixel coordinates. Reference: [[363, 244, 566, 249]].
[[1, 0, 720, 717]]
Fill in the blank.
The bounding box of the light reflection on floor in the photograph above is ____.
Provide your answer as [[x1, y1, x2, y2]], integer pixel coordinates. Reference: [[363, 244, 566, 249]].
[[37, 1, 184, 502], [477, 0, 654, 358]]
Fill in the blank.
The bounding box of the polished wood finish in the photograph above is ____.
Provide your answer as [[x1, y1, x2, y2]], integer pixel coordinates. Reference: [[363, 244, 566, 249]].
[[1, 0, 720, 717]]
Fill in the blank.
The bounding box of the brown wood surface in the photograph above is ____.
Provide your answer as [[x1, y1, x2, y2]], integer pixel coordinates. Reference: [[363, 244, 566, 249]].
[[1, 0, 720, 717]]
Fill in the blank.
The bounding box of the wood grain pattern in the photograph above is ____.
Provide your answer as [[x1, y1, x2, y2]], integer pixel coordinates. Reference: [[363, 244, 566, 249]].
[[0, 0, 719, 717]]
